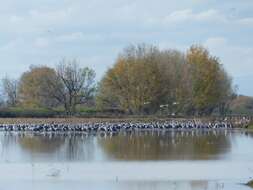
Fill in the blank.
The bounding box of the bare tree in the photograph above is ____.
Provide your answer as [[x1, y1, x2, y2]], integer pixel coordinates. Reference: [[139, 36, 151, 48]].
[[56, 59, 96, 115], [2, 77, 19, 106]]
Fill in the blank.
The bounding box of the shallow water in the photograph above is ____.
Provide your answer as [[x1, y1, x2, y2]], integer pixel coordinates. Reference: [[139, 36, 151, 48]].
[[0, 129, 253, 189]]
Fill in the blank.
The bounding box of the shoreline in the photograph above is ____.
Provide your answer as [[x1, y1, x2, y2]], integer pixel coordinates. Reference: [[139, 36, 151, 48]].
[[0, 119, 233, 133], [0, 116, 246, 123]]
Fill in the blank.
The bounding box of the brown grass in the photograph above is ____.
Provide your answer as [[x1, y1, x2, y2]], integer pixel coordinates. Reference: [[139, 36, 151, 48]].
[[0, 117, 164, 124], [0, 117, 225, 124]]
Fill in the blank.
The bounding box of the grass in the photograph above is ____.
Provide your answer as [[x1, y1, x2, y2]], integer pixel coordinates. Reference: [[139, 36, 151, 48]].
[[0, 116, 233, 124], [0, 117, 180, 124], [246, 124, 253, 130], [247, 180, 253, 188], [0, 107, 61, 118], [249, 125, 253, 129]]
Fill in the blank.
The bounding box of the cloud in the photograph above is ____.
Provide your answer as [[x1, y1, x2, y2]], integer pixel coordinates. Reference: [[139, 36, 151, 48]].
[[148, 8, 253, 27], [0, 0, 253, 95], [204, 37, 227, 48], [238, 17, 253, 26], [204, 36, 253, 95], [164, 9, 225, 23], [34, 37, 49, 48], [55, 32, 104, 43], [28, 8, 72, 24], [0, 38, 25, 51], [204, 37, 253, 78], [9, 15, 24, 23], [147, 9, 227, 25], [55, 32, 84, 43]]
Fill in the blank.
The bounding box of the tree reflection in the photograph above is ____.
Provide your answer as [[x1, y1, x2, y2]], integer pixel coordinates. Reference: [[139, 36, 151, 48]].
[[63, 133, 96, 161], [17, 133, 97, 161], [99, 130, 232, 160], [1, 130, 252, 162], [18, 133, 64, 153]]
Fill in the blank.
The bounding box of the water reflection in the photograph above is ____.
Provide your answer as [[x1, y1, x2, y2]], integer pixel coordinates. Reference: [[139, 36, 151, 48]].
[[0, 130, 252, 162], [0, 132, 100, 162], [100, 130, 232, 160], [19, 133, 64, 153]]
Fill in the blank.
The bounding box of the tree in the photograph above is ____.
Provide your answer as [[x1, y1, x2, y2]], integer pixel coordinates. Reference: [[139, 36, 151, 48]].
[[186, 45, 233, 115], [56, 59, 96, 115], [19, 65, 63, 108], [97, 44, 193, 115], [98, 43, 234, 116], [2, 77, 19, 106], [97, 44, 162, 114], [156, 50, 193, 115], [216, 67, 235, 115], [18, 61, 96, 115]]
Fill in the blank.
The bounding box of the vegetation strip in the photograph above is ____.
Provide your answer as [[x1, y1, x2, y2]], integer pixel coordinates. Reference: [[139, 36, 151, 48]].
[[0, 44, 237, 117], [247, 180, 253, 188]]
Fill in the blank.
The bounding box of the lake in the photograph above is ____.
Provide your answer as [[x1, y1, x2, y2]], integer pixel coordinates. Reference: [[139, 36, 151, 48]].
[[0, 129, 253, 190]]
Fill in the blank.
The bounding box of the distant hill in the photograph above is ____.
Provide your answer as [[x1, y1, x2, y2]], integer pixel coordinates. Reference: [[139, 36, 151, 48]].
[[230, 95, 253, 115]]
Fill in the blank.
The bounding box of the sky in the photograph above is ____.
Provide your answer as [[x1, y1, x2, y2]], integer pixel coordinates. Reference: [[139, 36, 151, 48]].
[[0, 0, 253, 95]]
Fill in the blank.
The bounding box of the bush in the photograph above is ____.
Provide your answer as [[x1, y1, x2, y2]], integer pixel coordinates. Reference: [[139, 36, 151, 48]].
[[247, 180, 253, 188], [0, 107, 62, 118]]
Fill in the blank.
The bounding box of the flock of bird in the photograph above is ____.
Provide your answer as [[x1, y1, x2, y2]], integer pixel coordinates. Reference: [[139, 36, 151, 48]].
[[0, 120, 232, 133]]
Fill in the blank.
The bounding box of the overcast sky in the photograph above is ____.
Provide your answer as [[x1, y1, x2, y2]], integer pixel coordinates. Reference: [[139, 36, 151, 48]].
[[0, 0, 253, 95]]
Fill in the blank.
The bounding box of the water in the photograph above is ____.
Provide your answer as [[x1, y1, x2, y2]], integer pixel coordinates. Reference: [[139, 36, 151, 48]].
[[0, 129, 253, 190]]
